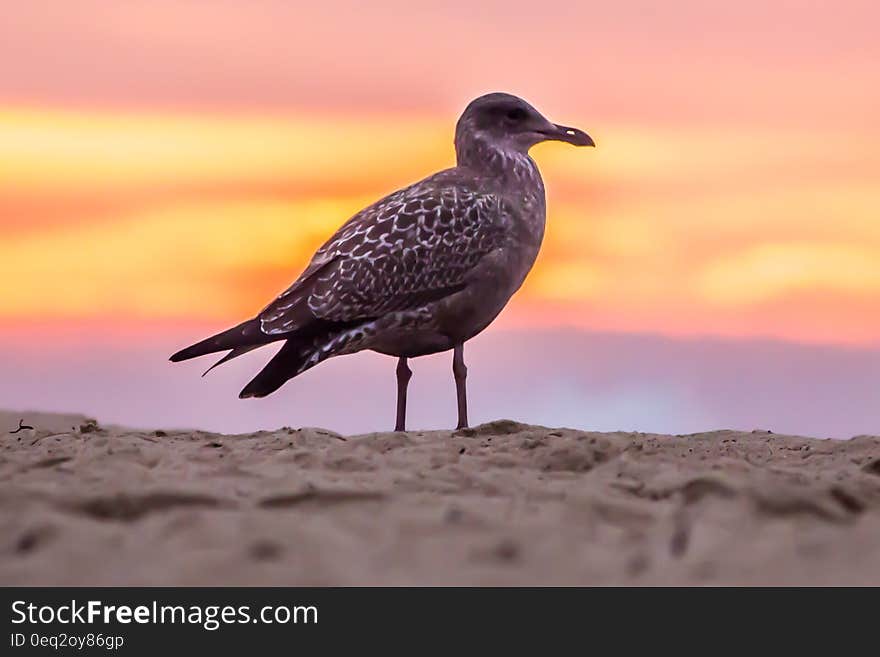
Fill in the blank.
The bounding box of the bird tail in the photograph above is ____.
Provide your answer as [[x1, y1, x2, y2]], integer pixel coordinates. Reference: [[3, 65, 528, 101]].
[[173, 314, 367, 398], [169, 319, 273, 363]]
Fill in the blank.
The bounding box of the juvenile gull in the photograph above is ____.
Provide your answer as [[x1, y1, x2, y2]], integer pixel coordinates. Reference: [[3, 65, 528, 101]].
[[170, 93, 594, 430]]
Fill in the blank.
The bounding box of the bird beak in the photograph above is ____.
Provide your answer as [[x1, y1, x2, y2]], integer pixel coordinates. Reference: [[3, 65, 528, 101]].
[[541, 123, 595, 147]]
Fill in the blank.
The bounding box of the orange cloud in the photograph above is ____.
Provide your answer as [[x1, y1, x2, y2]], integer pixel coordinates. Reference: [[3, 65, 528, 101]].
[[698, 243, 880, 305], [0, 108, 450, 194], [1, 106, 878, 348]]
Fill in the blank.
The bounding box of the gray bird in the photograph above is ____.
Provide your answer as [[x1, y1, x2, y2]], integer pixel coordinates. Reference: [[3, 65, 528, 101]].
[[170, 92, 594, 430]]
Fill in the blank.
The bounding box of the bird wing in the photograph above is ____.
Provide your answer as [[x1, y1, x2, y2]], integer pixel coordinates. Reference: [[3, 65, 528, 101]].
[[258, 180, 510, 335]]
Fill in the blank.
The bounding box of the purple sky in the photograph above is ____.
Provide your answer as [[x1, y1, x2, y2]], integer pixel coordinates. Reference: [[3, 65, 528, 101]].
[[2, 329, 878, 438]]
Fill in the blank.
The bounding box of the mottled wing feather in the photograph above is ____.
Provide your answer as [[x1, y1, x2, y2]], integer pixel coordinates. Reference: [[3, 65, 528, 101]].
[[259, 182, 507, 335]]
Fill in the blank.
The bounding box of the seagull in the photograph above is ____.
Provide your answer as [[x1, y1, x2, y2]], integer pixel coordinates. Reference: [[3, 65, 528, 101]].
[[170, 92, 594, 430]]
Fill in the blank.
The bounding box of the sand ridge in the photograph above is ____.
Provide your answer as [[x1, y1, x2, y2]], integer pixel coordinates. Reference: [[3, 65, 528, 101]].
[[1, 411, 879, 585]]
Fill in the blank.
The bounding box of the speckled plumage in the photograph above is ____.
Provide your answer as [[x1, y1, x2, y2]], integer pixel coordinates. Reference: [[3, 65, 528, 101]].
[[261, 184, 511, 333], [171, 93, 593, 425]]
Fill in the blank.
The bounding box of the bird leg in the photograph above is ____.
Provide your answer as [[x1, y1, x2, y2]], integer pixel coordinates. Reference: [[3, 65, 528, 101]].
[[395, 356, 412, 431], [453, 343, 468, 430]]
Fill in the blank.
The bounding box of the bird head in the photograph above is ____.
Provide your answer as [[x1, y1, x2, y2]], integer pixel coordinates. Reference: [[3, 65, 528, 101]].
[[455, 92, 594, 155]]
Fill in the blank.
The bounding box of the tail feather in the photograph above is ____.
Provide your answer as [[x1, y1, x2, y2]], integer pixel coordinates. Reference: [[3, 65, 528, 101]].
[[169, 319, 271, 362], [239, 324, 368, 398], [239, 340, 314, 399], [201, 345, 264, 376]]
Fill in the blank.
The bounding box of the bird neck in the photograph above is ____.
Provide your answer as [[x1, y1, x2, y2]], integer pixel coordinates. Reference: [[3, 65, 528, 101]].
[[455, 133, 543, 192]]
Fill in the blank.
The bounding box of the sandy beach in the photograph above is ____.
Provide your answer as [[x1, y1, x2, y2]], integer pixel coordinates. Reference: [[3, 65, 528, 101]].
[[1, 409, 878, 586]]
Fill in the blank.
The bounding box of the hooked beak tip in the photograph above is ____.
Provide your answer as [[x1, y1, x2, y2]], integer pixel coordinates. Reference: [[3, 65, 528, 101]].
[[562, 126, 595, 147], [545, 123, 594, 147]]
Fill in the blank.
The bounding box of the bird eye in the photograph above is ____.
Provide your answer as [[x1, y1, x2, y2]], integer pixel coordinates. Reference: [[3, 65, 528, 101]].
[[505, 107, 528, 121]]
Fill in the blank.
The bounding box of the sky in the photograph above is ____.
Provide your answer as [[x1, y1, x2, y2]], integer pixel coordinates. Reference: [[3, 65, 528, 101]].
[[1, 1, 878, 436]]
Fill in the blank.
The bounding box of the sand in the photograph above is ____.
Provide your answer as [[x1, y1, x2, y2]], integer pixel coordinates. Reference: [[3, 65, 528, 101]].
[[1, 409, 879, 586]]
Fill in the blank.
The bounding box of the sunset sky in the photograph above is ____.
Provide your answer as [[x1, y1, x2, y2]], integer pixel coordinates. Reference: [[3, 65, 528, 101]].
[[1, 2, 878, 436]]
